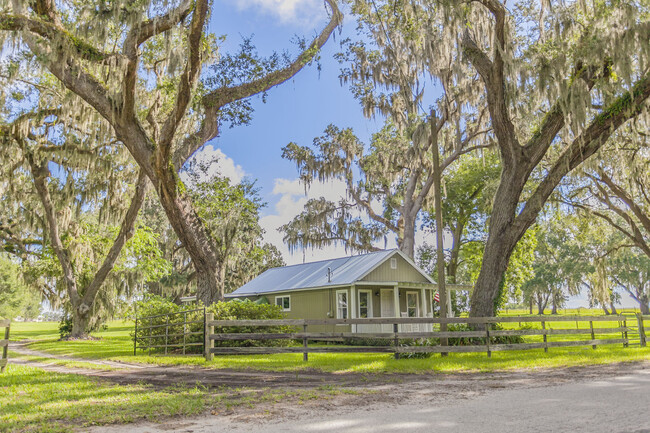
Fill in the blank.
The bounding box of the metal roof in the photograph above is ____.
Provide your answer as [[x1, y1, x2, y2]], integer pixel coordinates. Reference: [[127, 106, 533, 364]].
[[227, 249, 434, 297]]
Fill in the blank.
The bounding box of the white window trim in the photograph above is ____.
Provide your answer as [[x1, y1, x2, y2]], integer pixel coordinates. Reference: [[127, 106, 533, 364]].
[[390, 257, 397, 269], [406, 291, 420, 317], [336, 289, 349, 319], [275, 295, 291, 312], [358, 289, 373, 318]]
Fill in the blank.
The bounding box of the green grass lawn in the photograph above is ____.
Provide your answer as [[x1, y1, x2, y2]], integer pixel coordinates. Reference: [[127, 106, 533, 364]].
[[8, 317, 650, 374], [0, 364, 219, 433], [0, 363, 350, 433]]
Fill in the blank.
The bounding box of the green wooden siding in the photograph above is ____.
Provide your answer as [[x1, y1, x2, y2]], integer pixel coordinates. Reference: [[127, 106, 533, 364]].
[[361, 254, 429, 283]]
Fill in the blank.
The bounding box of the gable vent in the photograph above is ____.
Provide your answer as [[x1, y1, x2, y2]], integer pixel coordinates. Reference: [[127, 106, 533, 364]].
[[390, 258, 397, 269]]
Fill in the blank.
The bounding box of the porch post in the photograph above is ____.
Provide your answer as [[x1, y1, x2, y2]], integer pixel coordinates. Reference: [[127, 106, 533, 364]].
[[393, 284, 400, 317], [446, 287, 453, 318], [420, 287, 426, 317], [350, 284, 357, 333]]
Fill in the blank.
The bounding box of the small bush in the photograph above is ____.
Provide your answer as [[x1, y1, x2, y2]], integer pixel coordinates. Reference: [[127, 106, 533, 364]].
[[399, 338, 435, 359], [133, 296, 205, 354], [445, 323, 529, 346], [342, 337, 392, 346], [208, 300, 295, 348]]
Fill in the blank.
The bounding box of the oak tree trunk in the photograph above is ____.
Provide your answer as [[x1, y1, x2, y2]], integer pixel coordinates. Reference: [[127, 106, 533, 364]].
[[640, 295, 650, 315], [400, 215, 416, 259], [70, 303, 91, 339], [609, 302, 618, 315], [469, 167, 533, 317]]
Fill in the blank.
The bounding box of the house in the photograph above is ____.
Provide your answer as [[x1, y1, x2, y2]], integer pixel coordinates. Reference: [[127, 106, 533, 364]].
[[226, 249, 439, 333]]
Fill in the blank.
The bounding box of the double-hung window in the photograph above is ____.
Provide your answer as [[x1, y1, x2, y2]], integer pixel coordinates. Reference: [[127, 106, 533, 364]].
[[275, 295, 290, 311]]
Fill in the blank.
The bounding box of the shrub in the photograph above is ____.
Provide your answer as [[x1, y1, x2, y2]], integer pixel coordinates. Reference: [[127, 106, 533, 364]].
[[399, 338, 435, 359], [445, 323, 528, 346], [342, 336, 392, 346], [207, 299, 295, 348], [133, 296, 205, 354]]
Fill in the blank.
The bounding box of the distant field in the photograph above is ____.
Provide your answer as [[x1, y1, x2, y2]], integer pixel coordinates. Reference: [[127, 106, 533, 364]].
[[7, 312, 650, 374]]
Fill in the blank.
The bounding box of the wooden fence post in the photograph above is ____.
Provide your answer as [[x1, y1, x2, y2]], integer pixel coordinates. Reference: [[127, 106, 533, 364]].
[[589, 320, 596, 350], [1, 322, 10, 373], [393, 322, 400, 360], [133, 317, 138, 356], [205, 312, 214, 361], [485, 321, 491, 358], [302, 322, 308, 362], [636, 313, 647, 347], [164, 315, 169, 355], [542, 321, 548, 353], [182, 311, 187, 355]]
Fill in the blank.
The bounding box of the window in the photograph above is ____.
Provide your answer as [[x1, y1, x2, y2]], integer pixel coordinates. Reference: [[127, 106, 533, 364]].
[[358, 290, 373, 318], [275, 295, 290, 311], [390, 258, 397, 269], [406, 292, 419, 318], [336, 290, 348, 319]]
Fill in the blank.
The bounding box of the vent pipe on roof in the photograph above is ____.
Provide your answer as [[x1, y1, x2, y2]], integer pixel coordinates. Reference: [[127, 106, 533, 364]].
[[327, 267, 333, 283]]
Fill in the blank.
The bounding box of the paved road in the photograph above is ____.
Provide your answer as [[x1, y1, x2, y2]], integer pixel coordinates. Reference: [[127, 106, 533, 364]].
[[92, 364, 650, 433]]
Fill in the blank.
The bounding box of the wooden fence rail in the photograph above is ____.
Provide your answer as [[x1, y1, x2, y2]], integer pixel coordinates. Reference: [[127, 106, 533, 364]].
[[205, 315, 647, 361], [134, 308, 205, 356], [0, 319, 10, 373]]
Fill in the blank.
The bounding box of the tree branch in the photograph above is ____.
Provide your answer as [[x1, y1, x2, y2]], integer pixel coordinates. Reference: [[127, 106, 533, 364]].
[[514, 72, 650, 235], [158, 0, 210, 151], [81, 170, 148, 306], [174, 0, 343, 168]]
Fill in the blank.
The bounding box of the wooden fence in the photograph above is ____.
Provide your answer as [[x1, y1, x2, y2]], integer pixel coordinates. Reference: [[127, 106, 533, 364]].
[[204, 314, 649, 361], [134, 308, 205, 355], [0, 320, 10, 373]]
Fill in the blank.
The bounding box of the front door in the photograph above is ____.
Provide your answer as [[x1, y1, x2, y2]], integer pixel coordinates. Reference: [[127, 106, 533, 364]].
[[380, 289, 394, 317]]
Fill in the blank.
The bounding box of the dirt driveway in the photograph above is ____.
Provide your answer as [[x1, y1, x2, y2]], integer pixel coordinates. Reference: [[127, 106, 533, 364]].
[[10, 342, 650, 432]]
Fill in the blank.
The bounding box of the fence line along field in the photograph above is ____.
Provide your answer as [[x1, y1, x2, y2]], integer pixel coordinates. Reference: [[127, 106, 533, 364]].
[[202, 314, 648, 361]]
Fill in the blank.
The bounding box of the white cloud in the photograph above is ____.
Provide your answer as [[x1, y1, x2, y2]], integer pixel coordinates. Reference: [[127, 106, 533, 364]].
[[228, 0, 327, 27], [260, 178, 348, 265], [180, 146, 246, 185]]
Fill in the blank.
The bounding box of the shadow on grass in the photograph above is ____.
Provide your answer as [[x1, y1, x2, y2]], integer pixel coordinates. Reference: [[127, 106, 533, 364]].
[[0, 365, 215, 433]]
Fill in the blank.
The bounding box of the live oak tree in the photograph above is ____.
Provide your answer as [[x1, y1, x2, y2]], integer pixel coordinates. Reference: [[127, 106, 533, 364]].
[[521, 214, 586, 315], [282, 0, 490, 263], [140, 164, 285, 301], [386, 0, 650, 317], [280, 120, 479, 258], [0, 0, 342, 306], [610, 249, 650, 314], [569, 127, 650, 260], [0, 80, 157, 336], [186, 162, 284, 300], [564, 134, 650, 312]]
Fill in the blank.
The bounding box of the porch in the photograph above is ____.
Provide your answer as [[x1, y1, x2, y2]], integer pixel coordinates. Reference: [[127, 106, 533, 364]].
[[346, 283, 435, 333]]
